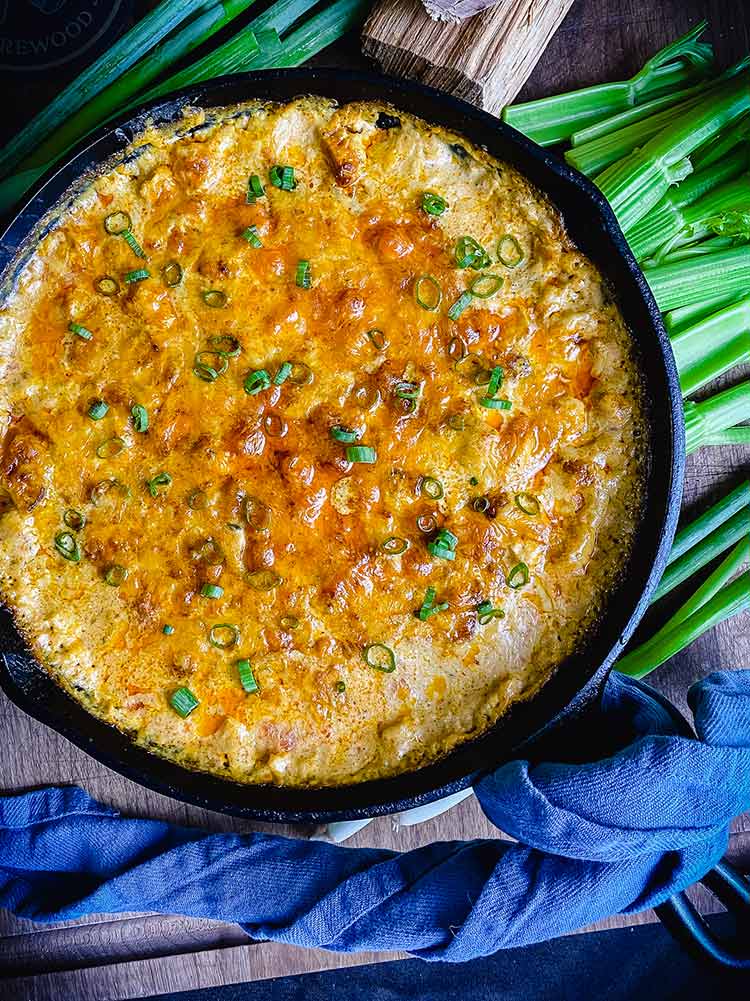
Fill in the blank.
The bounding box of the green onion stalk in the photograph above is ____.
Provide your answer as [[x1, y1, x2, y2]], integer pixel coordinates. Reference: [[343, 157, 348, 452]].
[[502, 22, 714, 147], [683, 380, 750, 454], [667, 480, 750, 565], [596, 70, 750, 236], [654, 504, 749, 600], [0, 0, 209, 180], [626, 155, 750, 262], [671, 295, 750, 398]]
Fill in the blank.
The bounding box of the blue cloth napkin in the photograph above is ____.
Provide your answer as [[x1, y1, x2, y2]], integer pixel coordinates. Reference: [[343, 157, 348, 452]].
[[2, 671, 749, 961]]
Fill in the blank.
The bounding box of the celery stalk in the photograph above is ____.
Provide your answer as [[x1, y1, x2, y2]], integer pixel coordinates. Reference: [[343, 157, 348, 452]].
[[692, 111, 750, 171], [654, 506, 749, 600], [668, 479, 750, 565], [702, 426, 750, 446], [671, 296, 750, 398], [658, 235, 738, 266], [0, 0, 209, 180], [679, 336, 750, 398], [664, 289, 747, 335], [684, 380, 750, 454], [644, 245, 750, 312], [596, 71, 750, 234], [626, 153, 750, 261], [615, 571, 750, 679], [502, 22, 713, 147]]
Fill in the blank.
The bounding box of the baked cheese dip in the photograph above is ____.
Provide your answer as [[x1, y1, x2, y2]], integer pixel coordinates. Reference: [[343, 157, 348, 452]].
[[0, 98, 646, 787]]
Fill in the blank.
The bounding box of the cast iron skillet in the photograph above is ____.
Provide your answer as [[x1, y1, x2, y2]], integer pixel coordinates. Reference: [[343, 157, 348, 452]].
[[0, 69, 685, 825]]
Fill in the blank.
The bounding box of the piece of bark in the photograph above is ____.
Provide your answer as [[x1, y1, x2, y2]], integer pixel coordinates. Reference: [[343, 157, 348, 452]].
[[362, 0, 576, 114]]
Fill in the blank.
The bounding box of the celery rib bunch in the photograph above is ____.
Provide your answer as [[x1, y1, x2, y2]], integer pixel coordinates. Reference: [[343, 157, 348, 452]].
[[0, 0, 370, 214]]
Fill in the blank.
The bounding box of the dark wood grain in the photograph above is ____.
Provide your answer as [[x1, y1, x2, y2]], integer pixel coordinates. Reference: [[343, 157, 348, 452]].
[[1, 1, 748, 997]]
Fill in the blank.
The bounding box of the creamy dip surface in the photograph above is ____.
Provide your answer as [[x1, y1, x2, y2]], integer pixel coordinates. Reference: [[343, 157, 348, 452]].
[[0, 97, 645, 786]]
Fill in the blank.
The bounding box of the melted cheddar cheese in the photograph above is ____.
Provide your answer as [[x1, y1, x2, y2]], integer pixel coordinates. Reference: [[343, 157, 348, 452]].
[[0, 98, 645, 786]]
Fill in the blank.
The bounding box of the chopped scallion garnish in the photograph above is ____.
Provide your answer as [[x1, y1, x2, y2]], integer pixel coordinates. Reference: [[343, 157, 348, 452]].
[[244, 495, 271, 530], [273, 361, 293, 385], [202, 289, 227, 308], [415, 274, 442, 311], [87, 398, 108, 420], [237, 658, 259, 693], [497, 235, 524, 267], [346, 445, 377, 463], [246, 568, 282, 591], [480, 397, 512, 411], [95, 436, 126, 459], [470, 274, 503, 298], [242, 225, 263, 248], [162, 624, 175, 635], [69, 321, 92, 340], [209, 623, 240, 648], [162, 261, 182, 287], [487, 366, 504, 398], [288, 361, 313, 385], [515, 492, 540, 515], [362, 643, 396, 673], [63, 508, 85, 531], [104, 564, 127, 587], [335, 680, 346, 693], [124, 268, 150, 283], [244, 369, 271, 395], [188, 488, 208, 511], [477, 600, 505, 625], [427, 541, 456, 561], [417, 586, 449, 621], [296, 259, 311, 289], [367, 328, 387, 350], [270, 164, 296, 190], [472, 496, 490, 513], [421, 191, 447, 216], [194, 350, 228, 383], [131, 404, 148, 432], [448, 291, 473, 320], [418, 475, 444, 500], [507, 562, 530, 589], [455, 236, 491, 270], [146, 471, 172, 497], [280, 615, 299, 631], [95, 275, 119, 296], [122, 231, 147, 259], [200, 582, 224, 599], [170, 686, 199, 718], [208, 335, 241, 357], [104, 210, 131, 235], [381, 536, 409, 555], [247, 174, 265, 202], [330, 425, 359, 444], [54, 531, 80, 562]]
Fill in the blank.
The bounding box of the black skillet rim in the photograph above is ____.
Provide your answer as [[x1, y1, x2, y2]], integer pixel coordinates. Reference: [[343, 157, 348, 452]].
[[0, 68, 685, 823]]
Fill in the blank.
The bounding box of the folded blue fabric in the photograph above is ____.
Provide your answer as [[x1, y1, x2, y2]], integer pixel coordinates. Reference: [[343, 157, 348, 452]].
[[1, 671, 749, 961]]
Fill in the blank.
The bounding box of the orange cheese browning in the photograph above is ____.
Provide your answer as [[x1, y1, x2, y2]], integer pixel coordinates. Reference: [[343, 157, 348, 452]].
[[0, 98, 645, 786]]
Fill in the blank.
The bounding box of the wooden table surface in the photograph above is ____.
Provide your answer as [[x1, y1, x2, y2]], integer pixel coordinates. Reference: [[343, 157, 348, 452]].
[[1, 1, 748, 997]]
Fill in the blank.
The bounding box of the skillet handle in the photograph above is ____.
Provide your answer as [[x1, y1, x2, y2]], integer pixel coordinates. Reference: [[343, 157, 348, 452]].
[[655, 859, 750, 969]]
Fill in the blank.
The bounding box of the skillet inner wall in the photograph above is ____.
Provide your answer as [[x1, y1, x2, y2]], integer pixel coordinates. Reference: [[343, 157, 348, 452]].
[[0, 70, 682, 821]]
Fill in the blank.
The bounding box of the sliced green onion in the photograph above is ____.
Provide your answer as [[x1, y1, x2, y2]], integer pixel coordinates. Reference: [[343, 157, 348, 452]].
[[448, 291, 473, 320], [472, 495, 490, 513], [90, 478, 130, 505], [87, 398, 108, 420], [335, 680, 346, 693], [415, 274, 442, 311], [395, 381, 421, 400], [346, 445, 377, 463], [270, 164, 296, 190], [367, 328, 387, 350], [237, 658, 259, 693], [244, 495, 271, 530], [124, 268, 150, 283], [95, 275, 119, 296], [288, 361, 313, 385], [353, 383, 381, 410], [427, 541, 456, 561], [330, 425, 359, 444], [188, 488, 208, 511], [170, 686, 199, 718], [470, 274, 503, 298], [417, 513, 437, 534], [455, 236, 491, 270], [131, 404, 148, 433], [247, 174, 265, 202], [469, 476, 479, 486], [447, 413, 467, 431], [242, 225, 263, 248], [194, 351, 228, 382], [448, 335, 467, 362], [202, 289, 227, 308], [296, 259, 311, 289], [418, 476, 444, 500], [244, 369, 271, 395], [63, 508, 85, 531], [477, 600, 505, 625], [146, 471, 172, 497], [208, 335, 242, 357], [497, 235, 524, 267], [200, 583, 224, 599], [96, 436, 126, 459], [69, 321, 92, 340], [192, 537, 224, 566], [274, 361, 293, 385], [104, 564, 127, 587], [381, 536, 409, 555], [421, 191, 447, 216], [515, 492, 540, 515], [246, 568, 282, 591], [435, 528, 458, 549], [54, 531, 80, 562], [104, 210, 131, 235], [162, 261, 183, 287], [280, 614, 300, 631], [122, 231, 147, 259], [486, 365, 504, 398], [417, 586, 449, 621], [209, 623, 240, 649], [162, 624, 175, 635], [480, 397, 512, 411], [507, 562, 530, 589], [362, 643, 396, 673]]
